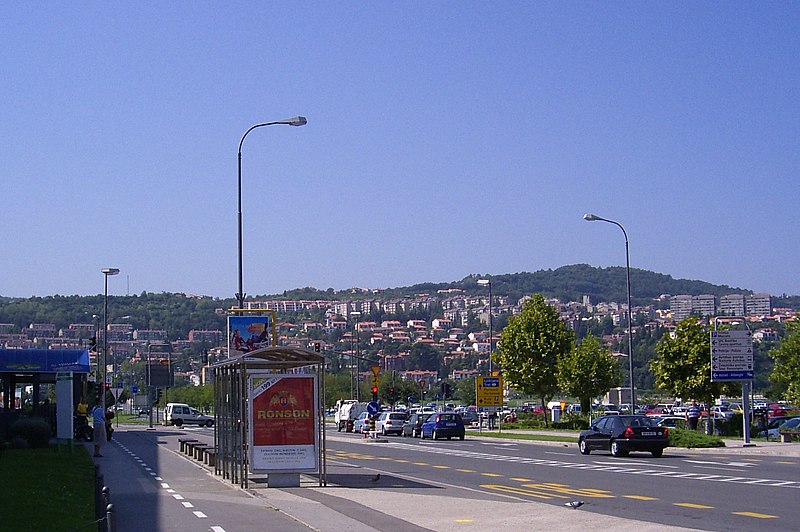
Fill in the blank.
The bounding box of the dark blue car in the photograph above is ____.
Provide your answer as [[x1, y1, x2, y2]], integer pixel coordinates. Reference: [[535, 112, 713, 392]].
[[421, 412, 465, 440]]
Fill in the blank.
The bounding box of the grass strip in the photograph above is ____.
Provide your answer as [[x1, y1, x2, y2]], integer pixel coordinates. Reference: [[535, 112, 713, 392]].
[[0, 445, 96, 530]]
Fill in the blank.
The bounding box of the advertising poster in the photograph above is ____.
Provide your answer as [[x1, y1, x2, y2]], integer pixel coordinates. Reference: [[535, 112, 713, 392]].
[[249, 374, 318, 473], [228, 315, 274, 357]]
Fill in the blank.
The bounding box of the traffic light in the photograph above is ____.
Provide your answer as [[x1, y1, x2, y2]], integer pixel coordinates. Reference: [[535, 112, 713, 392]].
[[88, 336, 97, 351], [314, 342, 321, 353], [371, 386, 378, 402], [155, 388, 163, 404]]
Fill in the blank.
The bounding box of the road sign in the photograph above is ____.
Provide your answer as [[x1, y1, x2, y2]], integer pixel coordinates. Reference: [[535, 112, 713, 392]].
[[476, 376, 502, 407], [367, 401, 380, 415], [370, 365, 381, 377], [371, 376, 380, 387], [710, 330, 754, 381]]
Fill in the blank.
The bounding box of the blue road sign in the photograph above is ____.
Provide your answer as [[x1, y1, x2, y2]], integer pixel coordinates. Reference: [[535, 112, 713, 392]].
[[367, 401, 380, 415], [132, 385, 139, 393]]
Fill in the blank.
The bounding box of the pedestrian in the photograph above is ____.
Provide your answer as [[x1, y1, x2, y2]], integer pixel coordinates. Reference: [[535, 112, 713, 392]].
[[686, 400, 701, 431], [92, 402, 107, 457]]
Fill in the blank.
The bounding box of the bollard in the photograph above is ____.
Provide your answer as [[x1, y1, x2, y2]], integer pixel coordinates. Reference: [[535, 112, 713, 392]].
[[102, 486, 110, 506], [106, 503, 116, 532]]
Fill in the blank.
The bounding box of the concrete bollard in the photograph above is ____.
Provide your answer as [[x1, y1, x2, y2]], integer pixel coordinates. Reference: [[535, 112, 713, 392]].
[[106, 503, 116, 532]]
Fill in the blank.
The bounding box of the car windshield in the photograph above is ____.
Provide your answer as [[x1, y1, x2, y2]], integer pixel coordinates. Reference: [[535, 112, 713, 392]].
[[621, 416, 655, 428]]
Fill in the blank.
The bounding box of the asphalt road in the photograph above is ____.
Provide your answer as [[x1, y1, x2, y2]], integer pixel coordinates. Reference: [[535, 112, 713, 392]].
[[95, 424, 799, 531]]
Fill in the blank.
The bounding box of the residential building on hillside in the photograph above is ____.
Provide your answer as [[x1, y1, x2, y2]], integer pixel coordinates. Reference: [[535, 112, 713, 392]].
[[719, 294, 745, 316], [746, 293, 772, 317]]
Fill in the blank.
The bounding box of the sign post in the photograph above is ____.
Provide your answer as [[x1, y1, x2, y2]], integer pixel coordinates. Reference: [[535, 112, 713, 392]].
[[711, 325, 755, 446]]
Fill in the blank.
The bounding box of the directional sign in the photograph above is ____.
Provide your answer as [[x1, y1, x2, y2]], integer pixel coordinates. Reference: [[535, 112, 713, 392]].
[[367, 401, 380, 415], [710, 330, 754, 381], [476, 376, 502, 407]]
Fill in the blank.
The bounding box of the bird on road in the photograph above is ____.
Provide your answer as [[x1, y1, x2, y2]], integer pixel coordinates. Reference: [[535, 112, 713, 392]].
[[564, 500, 584, 509], [369, 474, 381, 482]]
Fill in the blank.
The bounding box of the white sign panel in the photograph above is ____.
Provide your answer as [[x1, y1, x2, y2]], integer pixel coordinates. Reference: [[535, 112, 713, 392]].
[[710, 330, 754, 381]]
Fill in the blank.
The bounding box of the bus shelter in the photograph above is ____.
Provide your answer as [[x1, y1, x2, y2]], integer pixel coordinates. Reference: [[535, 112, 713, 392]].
[[210, 346, 326, 489]]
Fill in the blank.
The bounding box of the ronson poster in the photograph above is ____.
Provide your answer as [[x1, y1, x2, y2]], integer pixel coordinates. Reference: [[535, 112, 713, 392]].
[[248, 374, 318, 473]]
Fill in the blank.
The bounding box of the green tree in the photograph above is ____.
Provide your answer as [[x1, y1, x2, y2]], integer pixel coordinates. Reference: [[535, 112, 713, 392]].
[[557, 334, 621, 414], [768, 321, 800, 404], [495, 294, 574, 426], [650, 317, 738, 432]]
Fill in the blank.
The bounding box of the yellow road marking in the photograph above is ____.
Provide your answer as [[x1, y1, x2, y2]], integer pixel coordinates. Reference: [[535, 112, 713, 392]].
[[741, 458, 761, 462], [510, 477, 532, 482], [394, 459, 409, 463], [456, 468, 476, 473], [413, 462, 429, 466], [623, 495, 659, 501], [433, 465, 450, 469], [675, 502, 714, 509], [454, 520, 474, 523], [377, 457, 393, 461], [521, 482, 614, 498], [732, 511, 778, 519], [776, 460, 796, 465], [481, 484, 556, 500], [481, 473, 503, 477]]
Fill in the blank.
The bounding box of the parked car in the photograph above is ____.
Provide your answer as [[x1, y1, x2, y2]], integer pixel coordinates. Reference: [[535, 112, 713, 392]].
[[164, 403, 214, 427], [460, 410, 479, 425], [421, 412, 465, 440], [578, 415, 669, 458], [402, 412, 432, 437], [654, 416, 686, 428], [760, 416, 800, 439], [352, 411, 371, 433], [375, 411, 407, 436]]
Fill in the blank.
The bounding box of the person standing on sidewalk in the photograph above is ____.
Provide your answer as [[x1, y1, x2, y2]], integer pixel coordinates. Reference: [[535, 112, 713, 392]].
[[92, 402, 107, 457], [686, 400, 701, 431]]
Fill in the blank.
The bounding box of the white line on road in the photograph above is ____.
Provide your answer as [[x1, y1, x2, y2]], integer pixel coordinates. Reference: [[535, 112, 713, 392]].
[[193, 511, 207, 518]]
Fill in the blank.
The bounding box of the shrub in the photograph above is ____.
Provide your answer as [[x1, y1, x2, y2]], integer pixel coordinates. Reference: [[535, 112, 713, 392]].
[[9, 417, 51, 448], [669, 428, 725, 448]]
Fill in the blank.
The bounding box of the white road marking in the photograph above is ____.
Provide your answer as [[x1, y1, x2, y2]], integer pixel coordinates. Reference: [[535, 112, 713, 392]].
[[193, 511, 207, 518]]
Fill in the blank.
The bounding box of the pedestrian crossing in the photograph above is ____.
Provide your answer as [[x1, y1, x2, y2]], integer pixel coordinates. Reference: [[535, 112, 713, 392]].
[[385, 441, 800, 490]]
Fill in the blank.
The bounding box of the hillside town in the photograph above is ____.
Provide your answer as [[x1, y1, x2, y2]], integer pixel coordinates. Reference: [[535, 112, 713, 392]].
[[1, 290, 792, 392]]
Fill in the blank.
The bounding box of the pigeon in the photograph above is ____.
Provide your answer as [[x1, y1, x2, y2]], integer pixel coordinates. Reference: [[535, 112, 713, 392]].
[[564, 501, 584, 509], [369, 474, 381, 482]]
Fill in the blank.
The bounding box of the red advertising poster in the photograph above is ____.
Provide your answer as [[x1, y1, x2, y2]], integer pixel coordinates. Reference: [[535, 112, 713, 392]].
[[249, 375, 318, 472]]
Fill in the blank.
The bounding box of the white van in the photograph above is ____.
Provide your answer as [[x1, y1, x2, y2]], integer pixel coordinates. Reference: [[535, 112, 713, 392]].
[[165, 403, 214, 427]]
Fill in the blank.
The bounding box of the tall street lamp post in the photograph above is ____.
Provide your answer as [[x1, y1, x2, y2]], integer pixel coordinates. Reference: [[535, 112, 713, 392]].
[[101, 268, 120, 409], [350, 311, 361, 401], [477, 279, 493, 374], [236, 116, 307, 309], [583, 213, 635, 413]]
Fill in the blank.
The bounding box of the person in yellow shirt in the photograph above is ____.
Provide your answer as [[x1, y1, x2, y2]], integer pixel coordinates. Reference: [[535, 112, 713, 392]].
[[76, 398, 88, 428]]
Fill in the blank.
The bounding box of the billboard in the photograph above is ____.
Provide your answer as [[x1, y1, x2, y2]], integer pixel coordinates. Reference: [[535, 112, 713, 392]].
[[228, 315, 275, 357], [248, 374, 318, 473]]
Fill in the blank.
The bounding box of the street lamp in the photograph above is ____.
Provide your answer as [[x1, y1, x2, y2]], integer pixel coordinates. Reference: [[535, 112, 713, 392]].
[[350, 311, 361, 401], [583, 213, 635, 413], [236, 116, 307, 309], [477, 279, 493, 374], [101, 268, 120, 409]]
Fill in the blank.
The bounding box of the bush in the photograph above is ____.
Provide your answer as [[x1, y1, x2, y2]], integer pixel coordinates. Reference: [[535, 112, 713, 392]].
[[669, 428, 725, 448], [9, 417, 51, 448]]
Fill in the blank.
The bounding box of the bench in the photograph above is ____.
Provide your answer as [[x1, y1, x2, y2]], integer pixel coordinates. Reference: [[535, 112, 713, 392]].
[[779, 430, 800, 443], [178, 438, 199, 453]]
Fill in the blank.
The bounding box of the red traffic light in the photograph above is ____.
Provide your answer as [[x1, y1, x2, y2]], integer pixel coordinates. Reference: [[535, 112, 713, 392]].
[[105, 383, 110, 389], [371, 386, 378, 394]]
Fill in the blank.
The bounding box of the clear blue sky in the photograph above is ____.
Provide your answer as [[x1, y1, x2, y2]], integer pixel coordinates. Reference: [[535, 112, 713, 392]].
[[2, 4, 798, 299]]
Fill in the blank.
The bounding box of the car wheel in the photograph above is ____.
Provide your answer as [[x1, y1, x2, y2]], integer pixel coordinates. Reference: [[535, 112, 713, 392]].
[[174, 419, 183, 427], [611, 440, 627, 457], [433, 430, 438, 440], [459, 435, 465, 441], [651, 448, 664, 458], [579, 438, 591, 455], [421, 431, 426, 440], [206, 420, 214, 427]]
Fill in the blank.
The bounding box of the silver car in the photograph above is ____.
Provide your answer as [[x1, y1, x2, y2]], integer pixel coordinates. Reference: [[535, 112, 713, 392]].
[[375, 411, 407, 436]]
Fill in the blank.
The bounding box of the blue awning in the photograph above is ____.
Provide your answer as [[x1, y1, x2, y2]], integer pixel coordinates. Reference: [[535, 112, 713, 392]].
[[0, 349, 91, 373]]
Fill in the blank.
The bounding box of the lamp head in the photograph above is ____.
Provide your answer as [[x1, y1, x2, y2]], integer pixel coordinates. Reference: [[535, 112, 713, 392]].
[[583, 213, 600, 222], [101, 268, 120, 276], [285, 116, 307, 126]]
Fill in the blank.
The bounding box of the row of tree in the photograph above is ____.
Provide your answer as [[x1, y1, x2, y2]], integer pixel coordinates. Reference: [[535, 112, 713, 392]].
[[496, 295, 800, 428]]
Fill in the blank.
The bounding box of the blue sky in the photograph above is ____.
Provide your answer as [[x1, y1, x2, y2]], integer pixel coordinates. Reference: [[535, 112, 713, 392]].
[[2, 4, 798, 299]]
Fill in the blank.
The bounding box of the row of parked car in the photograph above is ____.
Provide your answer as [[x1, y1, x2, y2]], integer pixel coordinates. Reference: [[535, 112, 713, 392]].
[[352, 410, 466, 440]]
